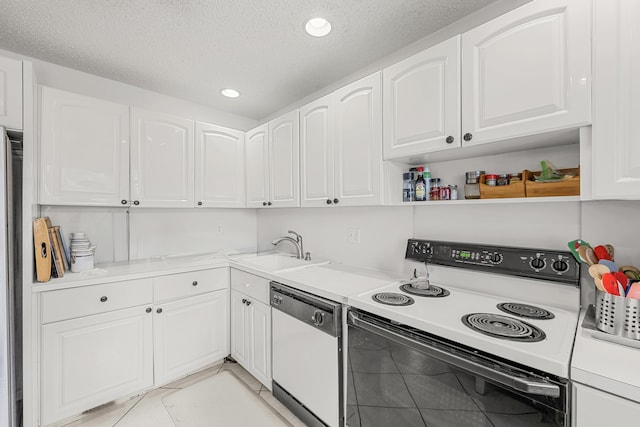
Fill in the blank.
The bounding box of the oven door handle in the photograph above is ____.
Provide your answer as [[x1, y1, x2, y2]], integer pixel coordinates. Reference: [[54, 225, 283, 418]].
[[349, 312, 561, 398]]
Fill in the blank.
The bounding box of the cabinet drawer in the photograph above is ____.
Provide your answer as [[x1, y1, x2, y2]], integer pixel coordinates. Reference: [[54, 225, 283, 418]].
[[41, 279, 153, 324], [154, 268, 228, 302], [231, 269, 270, 304]]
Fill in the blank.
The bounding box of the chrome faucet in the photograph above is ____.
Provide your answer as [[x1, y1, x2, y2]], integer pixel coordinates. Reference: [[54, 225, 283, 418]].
[[272, 230, 304, 259]]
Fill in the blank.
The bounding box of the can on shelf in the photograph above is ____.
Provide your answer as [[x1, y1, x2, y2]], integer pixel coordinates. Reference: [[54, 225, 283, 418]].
[[485, 174, 498, 186]]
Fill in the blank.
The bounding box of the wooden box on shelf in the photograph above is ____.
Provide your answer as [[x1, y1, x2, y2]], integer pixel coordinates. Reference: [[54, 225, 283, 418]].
[[479, 171, 527, 199], [525, 167, 580, 197]]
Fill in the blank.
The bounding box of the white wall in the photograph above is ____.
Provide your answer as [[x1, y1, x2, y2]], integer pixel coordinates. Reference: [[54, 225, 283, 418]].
[[130, 208, 257, 259], [580, 200, 640, 306], [0, 48, 257, 131], [41, 206, 258, 263], [40, 206, 129, 264], [257, 207, 412, 275]]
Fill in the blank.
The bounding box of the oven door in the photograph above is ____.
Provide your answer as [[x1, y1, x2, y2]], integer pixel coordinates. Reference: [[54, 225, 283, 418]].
[[346, 309, 568, 427]]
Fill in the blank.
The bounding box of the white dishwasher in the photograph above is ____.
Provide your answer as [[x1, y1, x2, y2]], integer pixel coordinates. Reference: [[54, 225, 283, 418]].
[[270, 282, 343, 427]]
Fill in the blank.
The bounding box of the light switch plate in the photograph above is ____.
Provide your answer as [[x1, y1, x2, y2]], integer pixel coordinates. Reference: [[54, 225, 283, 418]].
[[347, 228, 360, 244]]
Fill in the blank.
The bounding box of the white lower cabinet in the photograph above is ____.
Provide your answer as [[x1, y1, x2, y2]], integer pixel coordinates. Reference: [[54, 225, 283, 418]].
[[573, 383, 640, 426], [41, 306, 153, 425], [40, 269, 229, 425], [230, 290, 271, 388], [153, 290, 228, 386], [230, 269, 272, 389]]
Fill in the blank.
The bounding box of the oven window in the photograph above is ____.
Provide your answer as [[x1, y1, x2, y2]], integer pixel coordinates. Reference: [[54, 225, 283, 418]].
[[347, 326, 566, 427]]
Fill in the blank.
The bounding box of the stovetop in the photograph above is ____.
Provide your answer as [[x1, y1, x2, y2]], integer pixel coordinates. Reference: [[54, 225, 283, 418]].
[[347, 239, 582, 378], [349, 277, 579, 377]]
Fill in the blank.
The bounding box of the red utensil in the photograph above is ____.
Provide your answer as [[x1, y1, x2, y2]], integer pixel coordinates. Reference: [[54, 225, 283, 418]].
[[594, 245, 612, 261], [602, 273, 620, 295], [602, 272, 630, 296], [614, 271, 629, 293]]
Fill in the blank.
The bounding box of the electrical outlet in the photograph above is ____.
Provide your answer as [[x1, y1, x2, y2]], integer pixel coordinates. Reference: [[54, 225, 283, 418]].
[[347, 228, 360, 244]]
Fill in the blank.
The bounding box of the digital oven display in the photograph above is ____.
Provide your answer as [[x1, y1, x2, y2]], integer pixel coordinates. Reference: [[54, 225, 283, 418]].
[[460, 251, 471, 259]]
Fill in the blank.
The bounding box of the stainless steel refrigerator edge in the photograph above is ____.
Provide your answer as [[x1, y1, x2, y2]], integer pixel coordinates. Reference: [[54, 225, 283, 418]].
[[1, 126, 20, 427]]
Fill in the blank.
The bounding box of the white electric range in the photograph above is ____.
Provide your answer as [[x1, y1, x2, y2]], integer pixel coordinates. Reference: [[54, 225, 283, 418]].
[[345, 239, 581, 427]]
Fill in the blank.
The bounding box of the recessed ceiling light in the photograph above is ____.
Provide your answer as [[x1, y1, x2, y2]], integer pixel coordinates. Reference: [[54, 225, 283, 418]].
[[221, 88, 240, 98], [305, 17, 332, 37]]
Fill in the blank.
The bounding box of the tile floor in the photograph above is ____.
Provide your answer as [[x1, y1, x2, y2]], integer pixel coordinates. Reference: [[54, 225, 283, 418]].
[[59, 361, 305, 427]]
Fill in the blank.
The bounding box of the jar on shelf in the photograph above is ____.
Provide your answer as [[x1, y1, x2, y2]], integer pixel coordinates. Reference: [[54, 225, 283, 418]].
[[430, 178, 441, 201], [449, 185, 458, 200]]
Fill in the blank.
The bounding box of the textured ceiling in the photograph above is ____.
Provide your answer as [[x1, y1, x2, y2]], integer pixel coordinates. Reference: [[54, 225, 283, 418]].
[[0, 0, 496, 121]]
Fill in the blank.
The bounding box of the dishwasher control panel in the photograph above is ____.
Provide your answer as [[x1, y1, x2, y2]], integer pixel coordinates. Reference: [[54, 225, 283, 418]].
[[270, 282, 342, 337], [405, 239, 580, 285]]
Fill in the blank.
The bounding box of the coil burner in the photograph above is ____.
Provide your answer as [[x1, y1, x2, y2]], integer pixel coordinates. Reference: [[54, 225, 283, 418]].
[[372, 292, 415, 306], [462, 313, 546, 342], [497, 302, 555, 320], [400, 283, 450, 298]]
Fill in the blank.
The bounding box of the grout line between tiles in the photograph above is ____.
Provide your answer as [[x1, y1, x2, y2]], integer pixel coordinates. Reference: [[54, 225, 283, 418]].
[[111, 395, 145, 427]]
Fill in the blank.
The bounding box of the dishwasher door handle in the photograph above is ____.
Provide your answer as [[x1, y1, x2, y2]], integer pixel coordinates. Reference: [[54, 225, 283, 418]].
[[311, 310, 325, 327]]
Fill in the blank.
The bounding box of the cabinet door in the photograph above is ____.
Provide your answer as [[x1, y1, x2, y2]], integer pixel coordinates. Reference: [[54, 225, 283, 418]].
[[573, 383, 640, 427], [245, 124, 270, 208], [41, 306, 153, 425], [383, 36, 461, 159], [130, 108, 195, 207], [269, 110, 300, 207], [153, 290, 228, 386], [592, 0, 640, 199], [0, 56, 22, 130], [195, 121, 245, 207], [333, 72, 383, 206], [461, 0, 590, 146], [230, 290, 249, 367], [40, 87, 130, 206], [300, 95, 334, 207], [248, 300, 271, 388]]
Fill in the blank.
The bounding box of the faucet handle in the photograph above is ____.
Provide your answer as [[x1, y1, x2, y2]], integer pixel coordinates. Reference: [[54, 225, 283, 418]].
[[288, 230, 301, 240], [304, 252, 311, 261]]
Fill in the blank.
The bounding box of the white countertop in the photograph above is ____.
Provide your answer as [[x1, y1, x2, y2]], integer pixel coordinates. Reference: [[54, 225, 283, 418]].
[[572, 308, 640, 402], [33, 252, 401, 303], [32, 253, 230, 292]]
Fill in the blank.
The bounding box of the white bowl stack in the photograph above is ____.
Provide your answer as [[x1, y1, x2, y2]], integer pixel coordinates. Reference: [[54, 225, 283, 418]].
[[70, 232, 96, 272]]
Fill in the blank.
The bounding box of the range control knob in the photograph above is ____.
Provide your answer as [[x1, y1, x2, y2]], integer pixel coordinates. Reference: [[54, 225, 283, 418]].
[[552, 260, 569, 273], [530, 258, 546, 270], [491, 253, 503, 264]]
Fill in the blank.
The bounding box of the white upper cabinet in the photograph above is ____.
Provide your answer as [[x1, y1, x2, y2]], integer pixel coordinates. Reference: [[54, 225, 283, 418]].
[[300, 94, 334, 207], [195, 122, 245, 208], [245, 123, 270, 208], [333, 72, 383, 206], [461, 0, 590, 146], [0, 56, 22, 131], [269, 110, 299, 207], [383, 36, 461, 159], [246, 112, 299, 208], [40, 87, 130, 206], [592, 0, 640, 199], [301, 73, 383, 207], [130, 108, 195, 207]]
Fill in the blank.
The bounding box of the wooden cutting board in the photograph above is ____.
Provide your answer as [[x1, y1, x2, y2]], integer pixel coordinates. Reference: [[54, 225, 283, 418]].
[[33, 218, 52, 282]]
